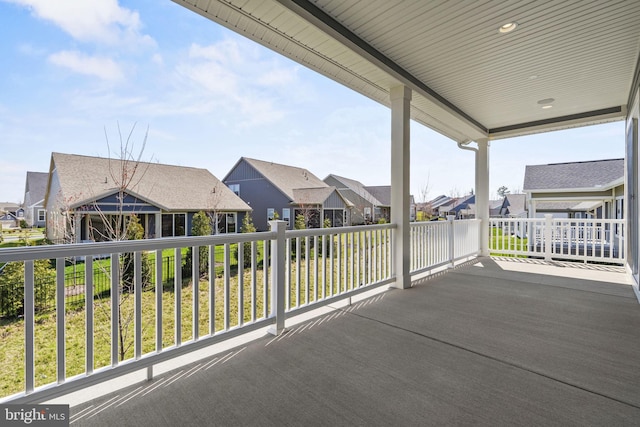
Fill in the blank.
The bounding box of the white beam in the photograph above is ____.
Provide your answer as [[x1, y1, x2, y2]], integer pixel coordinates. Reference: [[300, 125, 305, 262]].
[[390, 86, 411, 289]]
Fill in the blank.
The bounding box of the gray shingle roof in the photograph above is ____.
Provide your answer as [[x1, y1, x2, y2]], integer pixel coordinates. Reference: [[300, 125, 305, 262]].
[[523, 159, 623, 191], [325, 174, 383, 205], [242, 158, 328, 201], [292, 187, 338, 205], [504, 194, 527, 216], [48, 153, 250, 212], [25, 171, 48, 205], [363, 186, 391, 206]]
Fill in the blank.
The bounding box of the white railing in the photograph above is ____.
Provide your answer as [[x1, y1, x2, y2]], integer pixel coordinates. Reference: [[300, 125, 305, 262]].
[[0, 221, 395, 403], [489, 216, 625, 264], [284, 224, 393, 314], [410, 219, 481, 274]]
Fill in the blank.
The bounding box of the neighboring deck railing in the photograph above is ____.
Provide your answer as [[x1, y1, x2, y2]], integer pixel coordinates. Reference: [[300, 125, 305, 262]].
[[489, 216, 625, 264], [0, 222, 398, 403], [410, 219, 481, 274]]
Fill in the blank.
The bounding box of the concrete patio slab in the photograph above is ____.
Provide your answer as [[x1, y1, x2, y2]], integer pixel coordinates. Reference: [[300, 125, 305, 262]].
[[69, 257, 640, 426]]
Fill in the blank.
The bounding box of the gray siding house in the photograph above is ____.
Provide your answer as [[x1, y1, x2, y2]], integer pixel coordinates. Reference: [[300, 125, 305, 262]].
[[44, 153, 251, 243], [523, 158, 624, 219], [23, 171, 48, 228], [0, 203, 24, 229], [223, 157, 351, 231], [324, 175, 416, 224]]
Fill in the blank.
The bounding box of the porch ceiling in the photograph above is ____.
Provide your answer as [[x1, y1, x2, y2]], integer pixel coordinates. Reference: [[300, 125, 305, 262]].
[[173, 0, 640, 142]]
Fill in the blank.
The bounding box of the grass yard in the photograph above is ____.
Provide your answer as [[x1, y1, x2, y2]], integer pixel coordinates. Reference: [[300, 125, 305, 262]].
[[490, 226, 529, 257]]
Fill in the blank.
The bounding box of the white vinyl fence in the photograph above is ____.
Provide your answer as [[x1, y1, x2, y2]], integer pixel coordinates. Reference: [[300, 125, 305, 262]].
[[489, 216, 625, 264]]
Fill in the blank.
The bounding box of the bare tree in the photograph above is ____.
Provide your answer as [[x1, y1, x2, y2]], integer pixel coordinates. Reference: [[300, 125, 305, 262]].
[[418, 175, 433, 220], [86, 123, 154, 361]]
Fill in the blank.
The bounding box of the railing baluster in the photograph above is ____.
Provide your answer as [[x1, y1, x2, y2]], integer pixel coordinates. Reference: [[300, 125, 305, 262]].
[[295, 237, 300, 307], [251, 241, 257, 321], [329, 233, 335, 296], [263, 240, 269, 318], [111, 254, 119, 366], [223, 244, 230, 330], [175, 248, 182, 346], [135, 252, 142, 359], [86, 257, 94, 375], [313, 235, 319, 301], [305, 236, 310, 304], [238, 242, 244, 326], [24, 260, 35, 394], [209, 245, 215, 335], [156, 249, 163, 351], [192, 245, 199, 340], [56, 258, 65, 383]]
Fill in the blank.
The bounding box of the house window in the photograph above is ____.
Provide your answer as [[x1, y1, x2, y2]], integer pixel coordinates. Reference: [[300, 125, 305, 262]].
[[217, 212, 237, 234], [324, 209, 344, 227], [228, 184, 240, 196], [282, 208, 291, 227], [364, 207, 372, 222], [174, 214, 186, 236], [267, 208, 275, 221], [38, 209, 46, 222], [161, 213, 186, 237]]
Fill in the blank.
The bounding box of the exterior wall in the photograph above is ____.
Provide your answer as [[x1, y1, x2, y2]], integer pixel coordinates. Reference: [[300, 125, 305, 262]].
[[323, 191, 346, 209], [625, 80, 639, 282], [224, 159, 292, 231], [45, 169, 65, 242]]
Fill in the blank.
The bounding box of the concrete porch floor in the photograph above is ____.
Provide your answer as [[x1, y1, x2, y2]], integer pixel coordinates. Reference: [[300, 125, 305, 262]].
[[69, 257, 640, 426]]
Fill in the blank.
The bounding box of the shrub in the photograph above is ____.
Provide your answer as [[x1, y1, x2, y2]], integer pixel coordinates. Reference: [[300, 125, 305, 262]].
[[0, 260, 56, 318]]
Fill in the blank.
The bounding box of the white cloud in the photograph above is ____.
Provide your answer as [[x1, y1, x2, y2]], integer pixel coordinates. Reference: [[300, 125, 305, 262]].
[[5, 0, 154, 47], [48, 50, 123, 81], [176, 39, 306, 127]]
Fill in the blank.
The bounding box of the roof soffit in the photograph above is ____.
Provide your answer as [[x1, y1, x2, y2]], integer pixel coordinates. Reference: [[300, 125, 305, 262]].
[[174, 0, 640, 141]]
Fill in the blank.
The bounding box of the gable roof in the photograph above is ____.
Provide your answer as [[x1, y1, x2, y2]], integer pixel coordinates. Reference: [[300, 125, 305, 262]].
[[292, 187, 349, 206], [364, 186, 391, 207], [240, 157, 328, 201], [325, 174, 383, 206], [24, 171, 49, 205], [523, 159, 624, 192], [503, 194, 527, 217], [46, 153, 250, 212]]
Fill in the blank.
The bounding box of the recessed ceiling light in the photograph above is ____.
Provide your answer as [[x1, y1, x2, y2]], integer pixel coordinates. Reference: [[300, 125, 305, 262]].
[[498, 22, 518, 33], [537, 98, 555, 105], [542, 105, 553, 109]]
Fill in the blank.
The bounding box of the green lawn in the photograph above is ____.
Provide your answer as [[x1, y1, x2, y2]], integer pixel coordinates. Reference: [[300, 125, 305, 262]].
[[490, 227, 529, 257]]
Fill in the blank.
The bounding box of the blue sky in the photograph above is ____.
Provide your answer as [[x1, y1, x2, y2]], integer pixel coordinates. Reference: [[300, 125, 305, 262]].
[[0, 0, 625, 205]]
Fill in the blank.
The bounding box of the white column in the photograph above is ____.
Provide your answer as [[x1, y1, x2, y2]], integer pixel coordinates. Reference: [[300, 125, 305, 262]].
[[74, 213, 82, 243], [155, 213, 162, 238], [475, 138, 490, 256], [390, 85, 411, 289]]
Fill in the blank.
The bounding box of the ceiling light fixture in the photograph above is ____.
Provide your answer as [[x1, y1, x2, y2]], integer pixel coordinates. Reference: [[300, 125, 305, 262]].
[[537, 98, 555, 105], [498, 22, 518, 33], [542, 105, 553, 109]]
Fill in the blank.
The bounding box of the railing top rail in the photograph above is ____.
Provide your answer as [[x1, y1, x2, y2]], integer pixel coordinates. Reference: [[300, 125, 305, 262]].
[[286, 223, 395, 238], [490, 218, 624, 224], [0, 231, 277, 263]]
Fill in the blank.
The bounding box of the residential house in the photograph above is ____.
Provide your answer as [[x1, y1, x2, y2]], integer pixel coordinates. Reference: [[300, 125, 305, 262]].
[[223, 157, 351, 231], [23, 171, 48, 228], [0, 203, 24, 229], [438, 194, 476, 219], [325, 175, 416, 224], [427, 195, 454, 218], [44, 153, 251, 243], [496, 194, 527, 218], [523, 159, 624, 219], [324, 174, 383, 224]]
